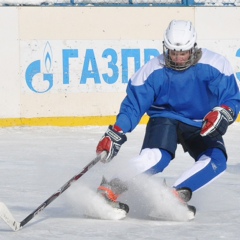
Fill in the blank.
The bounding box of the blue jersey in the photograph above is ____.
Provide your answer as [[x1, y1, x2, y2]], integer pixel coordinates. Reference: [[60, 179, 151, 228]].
[[115, 48, 240, 133]]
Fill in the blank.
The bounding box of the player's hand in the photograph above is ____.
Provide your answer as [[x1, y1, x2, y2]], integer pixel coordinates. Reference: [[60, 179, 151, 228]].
[[200, 105, 234, 138], [96, 125, 127, 163]]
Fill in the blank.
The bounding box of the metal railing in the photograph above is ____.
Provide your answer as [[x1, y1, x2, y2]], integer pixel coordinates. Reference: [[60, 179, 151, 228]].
[[0, 0, 239, 6]]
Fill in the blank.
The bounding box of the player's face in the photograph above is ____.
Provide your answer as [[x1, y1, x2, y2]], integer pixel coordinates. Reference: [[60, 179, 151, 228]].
[[169, 50, 191, 66]]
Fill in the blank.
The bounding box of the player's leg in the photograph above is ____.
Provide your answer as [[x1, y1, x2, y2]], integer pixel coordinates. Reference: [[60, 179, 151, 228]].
[[174, 121, 227, 192], [97, 118, 178, 212], [173, 148, 227, 192]]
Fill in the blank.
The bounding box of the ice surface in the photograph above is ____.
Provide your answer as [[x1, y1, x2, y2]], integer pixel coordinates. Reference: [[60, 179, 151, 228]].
[[0, 123, 240, 239]]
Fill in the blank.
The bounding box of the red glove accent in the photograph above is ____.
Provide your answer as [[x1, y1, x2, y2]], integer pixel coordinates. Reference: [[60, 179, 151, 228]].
[[96, 136, 112, 155], [200, 105, 234, 138], [112, 125, 122, 132], [96, 125, 127, 163]]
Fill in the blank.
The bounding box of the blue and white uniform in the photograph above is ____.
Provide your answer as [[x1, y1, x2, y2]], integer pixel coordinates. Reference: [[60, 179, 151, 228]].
[[116, 48, 240, 132], [114, 48, 240, 192]]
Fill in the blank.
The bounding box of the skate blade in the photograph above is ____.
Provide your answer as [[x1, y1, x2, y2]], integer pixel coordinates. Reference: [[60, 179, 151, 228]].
[[149, 208, 195, 222], [84, 208, 127, 220], [187, 210, 195, 221]]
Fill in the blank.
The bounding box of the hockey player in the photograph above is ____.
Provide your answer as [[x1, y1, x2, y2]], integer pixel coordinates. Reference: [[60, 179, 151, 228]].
[[95, 20, 240, 219]]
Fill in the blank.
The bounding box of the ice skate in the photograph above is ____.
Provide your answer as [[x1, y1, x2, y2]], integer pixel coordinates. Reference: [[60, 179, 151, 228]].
[[84, 177, 129, 220], [97, 176, 129, 215], [173, 188, 196, 220], [149, 186, 196, 221]]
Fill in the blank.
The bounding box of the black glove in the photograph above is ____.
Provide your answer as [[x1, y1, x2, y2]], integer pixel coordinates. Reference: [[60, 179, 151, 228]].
[[96, 125, 127, 163], [200, 105, 234, 138]]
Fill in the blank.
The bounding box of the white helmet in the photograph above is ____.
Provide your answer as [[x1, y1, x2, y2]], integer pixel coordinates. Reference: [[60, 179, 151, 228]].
[[164, 20, 197, 51], [163, 20, 201, 70]]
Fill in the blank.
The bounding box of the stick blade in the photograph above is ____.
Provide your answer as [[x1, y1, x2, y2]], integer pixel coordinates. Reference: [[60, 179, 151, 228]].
[[0, 202, 21, 231]]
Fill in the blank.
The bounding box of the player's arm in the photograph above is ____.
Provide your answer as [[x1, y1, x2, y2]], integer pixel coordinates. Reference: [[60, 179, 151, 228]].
[[202, 58, 240, 138], [96, 83, 154, 163], [96, 60, 157, 162]]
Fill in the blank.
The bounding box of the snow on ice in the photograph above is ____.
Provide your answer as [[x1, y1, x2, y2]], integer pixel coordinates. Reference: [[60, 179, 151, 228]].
[[0, 123, 240, 239]]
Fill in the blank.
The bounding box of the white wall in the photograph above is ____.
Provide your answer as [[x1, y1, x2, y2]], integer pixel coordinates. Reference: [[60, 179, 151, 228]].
[[0, 7, 239, 123]]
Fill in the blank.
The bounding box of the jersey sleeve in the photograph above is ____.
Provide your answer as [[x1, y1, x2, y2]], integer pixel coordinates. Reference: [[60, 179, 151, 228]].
[[115, 57, 162, 133], [115, 81, 155, 133], [207, 55, 240, 120]]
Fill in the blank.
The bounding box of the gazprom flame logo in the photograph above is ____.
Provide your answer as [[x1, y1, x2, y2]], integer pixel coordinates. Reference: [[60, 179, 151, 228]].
[[44, 44, 52, 73], [25, 42, 53, 93]]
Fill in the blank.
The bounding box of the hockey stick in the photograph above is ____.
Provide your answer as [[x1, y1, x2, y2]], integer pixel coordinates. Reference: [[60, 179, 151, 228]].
[[0, 151, 107, 231]]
